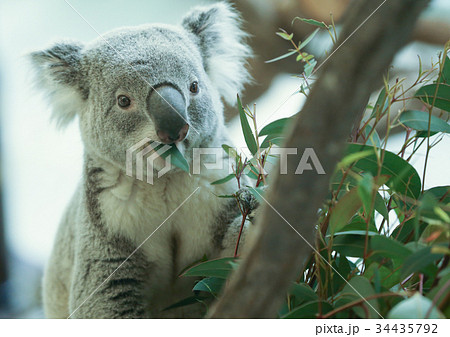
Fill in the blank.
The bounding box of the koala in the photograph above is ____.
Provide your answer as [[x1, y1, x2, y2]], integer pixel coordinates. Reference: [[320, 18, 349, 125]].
[[30, 3, 255, 318]]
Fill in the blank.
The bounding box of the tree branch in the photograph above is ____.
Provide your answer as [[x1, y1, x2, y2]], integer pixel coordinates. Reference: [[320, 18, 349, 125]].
[[209, 0, 430, 318]]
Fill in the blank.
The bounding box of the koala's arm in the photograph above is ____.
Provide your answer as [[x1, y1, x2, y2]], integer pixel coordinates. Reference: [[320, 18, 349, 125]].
[[68, 217, 152, 318]]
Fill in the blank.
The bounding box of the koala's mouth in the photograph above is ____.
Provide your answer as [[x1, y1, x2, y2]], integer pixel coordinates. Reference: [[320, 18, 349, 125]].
[[146, 138, 188, 162]]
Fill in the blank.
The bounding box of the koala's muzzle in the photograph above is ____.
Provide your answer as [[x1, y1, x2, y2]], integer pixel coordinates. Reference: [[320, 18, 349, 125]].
[[148, 85, 189, 144]]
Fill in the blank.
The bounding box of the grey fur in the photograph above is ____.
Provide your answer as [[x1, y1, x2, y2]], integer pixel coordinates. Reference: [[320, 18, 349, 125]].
[[31, 3, 254, 318]]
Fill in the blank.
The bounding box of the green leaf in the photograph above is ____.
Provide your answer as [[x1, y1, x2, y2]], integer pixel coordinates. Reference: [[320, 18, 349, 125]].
[[370, 87, 389, 120], [419, 186, 450, 223], [345, 144, 421, 199], [415, 130, 438, 138], [332, 234, 366, 257], [370, 236, 412, 261], [391, 218, 428, 243], [243, 161, 260, 180], [293, 17, 328, 29], [426, 268, 450, 312], [374, 192, 389, 219], [401, 246, 444, 279], [289, 283, 318, 307], [282, 301, 332, 318], [363, 125, 381, 148], [399, 110, 450, 134], [340, 276, 380, 318], [265, 50, 297, 64], [260, 136, 285, 148], [335, 255, 353, 292], [298, 28, 319, 50], [358, 173, 374, 213], [276, 31, 293, 40], [247, 186, 265, 203], [365, 262, 401, 290], [159, 144, 189, 173], [336, 149, 373, 170], [216, 194, 234, 199], [387, 293, 444, 318], [334, 215, 378, 233], [163, 295, 207, 311], [211, 174, 235, 185], [181, 257, 236, 279], [332, 230, 379, 237], [259, 117, 293, 137], [330, 176, 387, 234], [439, 56, 450, 84], [415, 83, 450, 112], [222, 144, 240, 168], [329, 188, 363, 234], [193, 277, 225, 296], [304, 59, 317, 77], [237, 95, 258, 155], [423, 186, 450, 203]]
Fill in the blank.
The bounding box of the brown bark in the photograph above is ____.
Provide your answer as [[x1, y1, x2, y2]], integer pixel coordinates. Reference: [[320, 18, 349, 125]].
[[209, 0, 430, 318]]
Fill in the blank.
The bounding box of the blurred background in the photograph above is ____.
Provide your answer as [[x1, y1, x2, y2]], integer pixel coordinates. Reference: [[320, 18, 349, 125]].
[[0, 0, 449, 318]]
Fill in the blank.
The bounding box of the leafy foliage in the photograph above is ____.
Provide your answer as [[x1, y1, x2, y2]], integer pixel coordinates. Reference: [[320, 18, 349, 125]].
[[167, 23, 450, 318]]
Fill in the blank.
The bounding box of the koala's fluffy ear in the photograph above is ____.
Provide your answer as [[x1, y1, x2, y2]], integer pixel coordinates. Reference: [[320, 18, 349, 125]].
[[30, 42, 86, 128], [182, 3, 251, 106]]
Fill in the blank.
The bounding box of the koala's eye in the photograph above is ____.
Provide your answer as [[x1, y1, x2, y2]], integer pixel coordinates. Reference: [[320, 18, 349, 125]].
[[189, 81, 199, 94], [117, 95, 131, 108]]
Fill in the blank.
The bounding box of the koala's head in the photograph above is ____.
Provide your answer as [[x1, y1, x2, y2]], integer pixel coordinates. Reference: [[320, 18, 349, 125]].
[[30, 3, 250, 170]]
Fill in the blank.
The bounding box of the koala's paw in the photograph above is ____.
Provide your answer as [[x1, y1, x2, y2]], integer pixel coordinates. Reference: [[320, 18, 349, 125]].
[[236, 186, 269, 222], [236, 188, 258, 212]]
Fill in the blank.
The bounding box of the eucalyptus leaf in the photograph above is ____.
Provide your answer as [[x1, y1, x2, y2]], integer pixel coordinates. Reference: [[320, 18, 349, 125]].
[[259, 117, 293, 137], [282, 301, 332, 319], [304, 59, 317, 77], [340, 276, 380, 318], [370, 236, 412, 261], [439, 56, 450, 84], [237, 95, 258, 155], [181, 257, 236, 279], [345, 144, 421, 199], [260, 136, 285, 148], [399, 110, 450, 134], [211, 174, 235, 185], [401, 246, 443, 279], [288, 282, 318, 306], [266, 50, 297, 64], [363, 124, 382, 148], [370, 87, 389, 120], [159, 144, 189, 173], [329, 188, 362, 234], [387, 293, 444, 318], [276, 31, 293, 40], [332, 234, 366, 258], [163, 295, 207, 311], [293, 17, 328, 29], [193, 277, 225, 296], [298, 28, 319, 50], [415, 83, 450, 112], [374, 192, 389, 219], [358, 172, 374, 213]]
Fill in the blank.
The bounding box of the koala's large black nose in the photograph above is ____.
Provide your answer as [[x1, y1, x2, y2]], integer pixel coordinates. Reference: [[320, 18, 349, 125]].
[[148, 85, 189, 144]]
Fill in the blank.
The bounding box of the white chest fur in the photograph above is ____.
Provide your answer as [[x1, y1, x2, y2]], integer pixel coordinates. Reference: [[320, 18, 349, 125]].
[[97, 162, 237, 275]]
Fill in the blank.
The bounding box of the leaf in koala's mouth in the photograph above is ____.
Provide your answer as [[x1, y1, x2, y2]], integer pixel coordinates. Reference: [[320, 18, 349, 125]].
[[158, 143, 190, 173]]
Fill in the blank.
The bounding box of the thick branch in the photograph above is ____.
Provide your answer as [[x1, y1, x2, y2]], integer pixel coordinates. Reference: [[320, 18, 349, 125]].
[[209, 0, 430, 318]]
